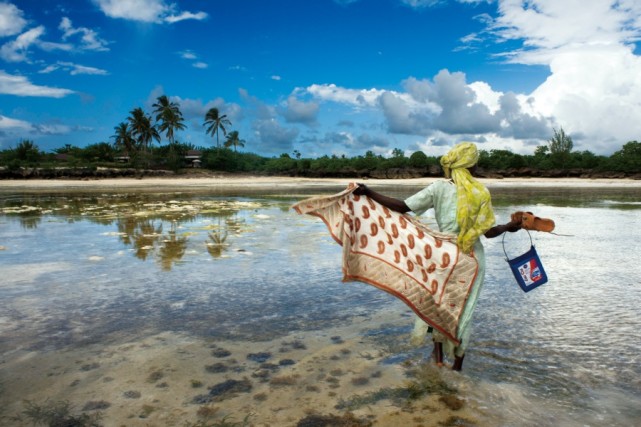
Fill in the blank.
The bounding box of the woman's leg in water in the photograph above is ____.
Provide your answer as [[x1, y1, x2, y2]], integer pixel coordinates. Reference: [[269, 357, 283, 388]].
[[452, 354, 465, 371], [432, 341, 444, 367]]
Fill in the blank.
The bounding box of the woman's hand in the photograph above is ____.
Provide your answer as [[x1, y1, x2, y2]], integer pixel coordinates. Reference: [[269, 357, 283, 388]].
[[505, 219, 521, 233], [351, 183, 410, 213], [352, 183, 369, 196], [484, 220, 521, 238]]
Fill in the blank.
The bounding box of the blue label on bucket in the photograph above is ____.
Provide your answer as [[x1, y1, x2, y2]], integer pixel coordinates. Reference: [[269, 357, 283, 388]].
[[507, 246, 548, 292]]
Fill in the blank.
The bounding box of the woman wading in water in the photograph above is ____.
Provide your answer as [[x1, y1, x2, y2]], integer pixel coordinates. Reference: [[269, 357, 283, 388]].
[[353, 142, 520, 371]]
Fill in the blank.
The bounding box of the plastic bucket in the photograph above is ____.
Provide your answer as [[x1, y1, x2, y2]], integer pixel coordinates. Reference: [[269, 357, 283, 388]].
[[502, 230, 548, 292]]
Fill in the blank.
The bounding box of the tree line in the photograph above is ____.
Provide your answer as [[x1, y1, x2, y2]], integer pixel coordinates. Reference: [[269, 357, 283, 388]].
[[1, 100, 640, 177]]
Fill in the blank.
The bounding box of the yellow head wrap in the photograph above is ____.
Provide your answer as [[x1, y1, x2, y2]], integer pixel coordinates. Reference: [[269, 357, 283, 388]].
[[440, 142, 495, 253]]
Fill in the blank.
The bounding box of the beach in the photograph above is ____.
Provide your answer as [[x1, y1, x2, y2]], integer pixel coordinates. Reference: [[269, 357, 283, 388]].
[[1, 175, 641, 193]]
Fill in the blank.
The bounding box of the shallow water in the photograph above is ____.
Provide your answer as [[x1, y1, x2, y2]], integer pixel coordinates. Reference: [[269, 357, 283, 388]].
[[1, 187, 640, 426]]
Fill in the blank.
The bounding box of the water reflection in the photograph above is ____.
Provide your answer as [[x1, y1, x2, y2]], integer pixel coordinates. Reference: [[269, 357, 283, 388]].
[[0, 194, 262, 270], [206, 218, 230, 258], [1, 188, 641, 426]]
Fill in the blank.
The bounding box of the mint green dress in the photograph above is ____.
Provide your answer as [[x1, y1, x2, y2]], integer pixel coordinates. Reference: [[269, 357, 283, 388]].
[[404, 179, 487, 357]]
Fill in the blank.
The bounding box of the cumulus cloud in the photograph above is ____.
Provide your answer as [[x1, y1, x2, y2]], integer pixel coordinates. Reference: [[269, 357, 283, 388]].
[[279, 96, 319, 125], [429, 70, 501, 134], [93, 0, 208, 24], [0, 70, 74, 97], [301, 1, 641, 155], [484, 0, 641, 153], [0, 1, 27, 37], [306, 84, 387, 107], [379, 91, 433, 135], [306, 0, 641, 156]]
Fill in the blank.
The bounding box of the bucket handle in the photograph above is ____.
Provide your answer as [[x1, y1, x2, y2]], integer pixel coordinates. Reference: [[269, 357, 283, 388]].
[[502, 229, 533, 260]]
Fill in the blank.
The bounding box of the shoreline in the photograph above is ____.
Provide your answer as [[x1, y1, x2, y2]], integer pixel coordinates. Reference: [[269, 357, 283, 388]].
[[1, 175, 641, 192]]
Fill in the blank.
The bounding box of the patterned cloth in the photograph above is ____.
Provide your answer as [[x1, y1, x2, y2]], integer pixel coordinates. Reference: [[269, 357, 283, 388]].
[[292, 183, 479, 344], [440, 142, 495, 253]]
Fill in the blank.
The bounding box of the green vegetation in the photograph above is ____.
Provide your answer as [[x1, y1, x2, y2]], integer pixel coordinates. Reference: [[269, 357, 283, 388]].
[[1, 104, 641, 178], [20, 400, 103, 426]]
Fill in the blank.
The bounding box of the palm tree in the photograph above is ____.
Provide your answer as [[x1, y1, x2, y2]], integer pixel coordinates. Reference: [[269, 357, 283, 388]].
[[14, 139, 40, 161], [128, 107, 160, 155], [112, 122, 136, 156], [152, 95, 186, 145], [203, 107, 231, 148], [224, 130, 245, 152]]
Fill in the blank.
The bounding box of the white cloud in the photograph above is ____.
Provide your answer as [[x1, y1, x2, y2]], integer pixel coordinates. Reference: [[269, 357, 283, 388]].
[[93, 0, 207, 24], [0, 24, 75, 62], [304, 68, 553, 152], [271, 75, 281, 81], [62, 62, 109, 75], [93, 0, 169, 22], [0, 26, 45, 62], [59, 17, 110, 51], [0, 114, 32, 130], [180, 50, 197, 60], [0, 70, 74, 97], [178, 50, 207, 68], [492, 0, 641, 65], [0, 1, 27, 37], [485, 0, 641, 153], [164, 11, 208, 24], [38, 61, 108, 76], [306, 83, 389, 107]]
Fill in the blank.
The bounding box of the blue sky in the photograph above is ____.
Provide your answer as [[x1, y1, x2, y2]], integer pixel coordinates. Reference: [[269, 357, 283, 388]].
[[1, 0, 641, 158]]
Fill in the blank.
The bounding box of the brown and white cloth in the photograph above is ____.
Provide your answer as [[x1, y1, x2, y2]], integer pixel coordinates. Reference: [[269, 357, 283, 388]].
[[292, 183, 479, 344]]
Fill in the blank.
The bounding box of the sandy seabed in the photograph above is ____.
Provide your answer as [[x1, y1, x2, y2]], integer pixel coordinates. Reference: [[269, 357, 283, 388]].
[[2, 308, 476, 427]]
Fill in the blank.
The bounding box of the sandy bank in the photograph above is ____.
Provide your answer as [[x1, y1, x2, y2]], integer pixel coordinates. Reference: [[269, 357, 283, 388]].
[[1, 175, 640, 193]]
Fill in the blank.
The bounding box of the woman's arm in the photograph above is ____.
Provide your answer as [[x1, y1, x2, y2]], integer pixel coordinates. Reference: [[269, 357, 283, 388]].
[[353, 184, 411, 213], [353, 184, 520, 236]]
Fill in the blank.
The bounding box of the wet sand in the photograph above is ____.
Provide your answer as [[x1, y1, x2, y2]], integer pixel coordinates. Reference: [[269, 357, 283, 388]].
[[1, 175, 641, 193]]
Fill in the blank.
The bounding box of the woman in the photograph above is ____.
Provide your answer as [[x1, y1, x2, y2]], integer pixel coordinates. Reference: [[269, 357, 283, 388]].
[[353, 142, 520, 371]]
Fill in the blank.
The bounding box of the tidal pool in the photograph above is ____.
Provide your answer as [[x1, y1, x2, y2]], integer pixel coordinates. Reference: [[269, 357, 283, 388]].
[[0, 185, 640, 426]]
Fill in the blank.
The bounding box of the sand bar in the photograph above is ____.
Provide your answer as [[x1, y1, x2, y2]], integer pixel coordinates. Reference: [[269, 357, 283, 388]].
[[1, 175, 640, 193]]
